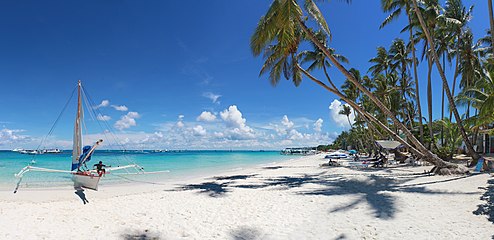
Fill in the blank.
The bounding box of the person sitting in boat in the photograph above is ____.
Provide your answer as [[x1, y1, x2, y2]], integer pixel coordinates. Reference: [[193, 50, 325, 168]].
[[93, 161, 109, 176]]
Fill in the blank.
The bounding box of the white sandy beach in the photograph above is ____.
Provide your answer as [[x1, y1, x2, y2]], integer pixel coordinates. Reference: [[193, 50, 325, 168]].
[[0, 154, 492, 240]]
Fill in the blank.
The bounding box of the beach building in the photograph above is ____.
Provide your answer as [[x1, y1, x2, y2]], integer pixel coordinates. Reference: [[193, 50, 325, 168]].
[[477, 127, 494, 155]]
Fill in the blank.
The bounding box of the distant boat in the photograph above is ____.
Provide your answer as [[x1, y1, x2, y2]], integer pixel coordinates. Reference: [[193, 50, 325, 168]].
[[16, 149, 62, 155], [44, 149, 63, 154], [12, 148, 24, 152], [19, 149, 44, 155], [281, 147, 317, 155]]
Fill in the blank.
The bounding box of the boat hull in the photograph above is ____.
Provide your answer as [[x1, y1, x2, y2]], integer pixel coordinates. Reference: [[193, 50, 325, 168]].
[[72, 172, 101, 191]]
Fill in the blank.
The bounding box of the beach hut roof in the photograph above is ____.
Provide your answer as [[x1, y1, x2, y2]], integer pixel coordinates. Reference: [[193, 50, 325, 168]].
[[376, 140, 402, 150]]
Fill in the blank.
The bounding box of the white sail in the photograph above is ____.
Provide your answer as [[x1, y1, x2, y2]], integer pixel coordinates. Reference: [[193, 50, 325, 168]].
[[71, 80, 83, 171]]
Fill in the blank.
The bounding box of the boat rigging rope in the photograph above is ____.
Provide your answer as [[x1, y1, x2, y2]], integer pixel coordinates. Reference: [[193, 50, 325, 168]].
[[81, 86, 141, 174], [30, 85, 77, 162]]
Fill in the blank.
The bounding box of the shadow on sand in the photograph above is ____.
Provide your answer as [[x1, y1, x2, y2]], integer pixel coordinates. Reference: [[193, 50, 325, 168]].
[[473, 177, 494, 224], [121, 229, 160, 240], [74, 187, 89, 204], [175, 171, 478, 220], [229, 226, 262, 240]]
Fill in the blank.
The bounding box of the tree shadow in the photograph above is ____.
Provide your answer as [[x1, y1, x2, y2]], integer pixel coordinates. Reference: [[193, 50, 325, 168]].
[[175, 171, 478, 220], [121, 229, 160, 240], [263, 166, 283, 170], [213, 174, 258, 181], [229, 226, 262, 240], [334, 233, 347, 240], [473, 178, 494, 223], [299, 174, 476, 219], [179, 181, 231, 197], [74, 187, 89, 204]]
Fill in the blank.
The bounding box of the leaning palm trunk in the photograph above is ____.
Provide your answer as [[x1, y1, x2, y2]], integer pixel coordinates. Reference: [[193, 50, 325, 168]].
[[297, 64, 461, 172], [295, 18, 462, 172], [411, 0, 481, 164], [298, 65, 422, 157]]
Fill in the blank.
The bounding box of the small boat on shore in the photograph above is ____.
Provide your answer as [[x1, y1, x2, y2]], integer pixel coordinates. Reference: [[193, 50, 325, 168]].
[[14, 80, 145, 193]]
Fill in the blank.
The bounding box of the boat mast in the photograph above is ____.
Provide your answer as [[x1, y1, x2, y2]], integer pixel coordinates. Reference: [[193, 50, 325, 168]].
[[71, 80, 83, 171]]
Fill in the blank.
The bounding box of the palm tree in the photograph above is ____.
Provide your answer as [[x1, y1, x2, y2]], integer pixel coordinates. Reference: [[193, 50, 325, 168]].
[[339, 105, 353, 127], [369, 47, 392, 77], [381, 0, 425, 144], [252, 0, 463, 172], [456, 61, 494, 137], [299, 30, 349, 88], [441, 0, 473, 120], [389, 38, 415, 129], [411, 0, 481, 162], [411, 2, 439, 150], [457, 30, 484, 119]]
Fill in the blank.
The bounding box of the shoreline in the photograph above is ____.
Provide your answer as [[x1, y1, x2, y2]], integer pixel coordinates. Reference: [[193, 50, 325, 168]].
[[1, 153, 492, 239], [0, 155, 305, 202]]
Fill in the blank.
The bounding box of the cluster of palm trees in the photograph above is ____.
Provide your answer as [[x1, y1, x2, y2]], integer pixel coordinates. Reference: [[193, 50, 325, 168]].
[[250, 0, 494, 173]]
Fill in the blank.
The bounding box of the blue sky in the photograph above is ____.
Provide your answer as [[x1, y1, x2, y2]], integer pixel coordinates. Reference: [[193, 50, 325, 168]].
[[0, 0, 489, 150]]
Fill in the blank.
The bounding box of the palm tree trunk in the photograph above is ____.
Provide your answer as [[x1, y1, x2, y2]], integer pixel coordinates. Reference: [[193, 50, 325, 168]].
[[441, 53, 446, 147], [408, 14, 425, 145], [450, 36, 461, 120], [300, 66, 422, 157], [427, 56, 434, 150], [297, 56, 458, 170], [411, 0, 481, 163], [489, 0, 494, 58]]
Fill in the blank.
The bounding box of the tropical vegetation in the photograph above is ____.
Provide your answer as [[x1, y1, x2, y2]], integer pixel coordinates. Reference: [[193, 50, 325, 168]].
[[251, 0, 494, 173]]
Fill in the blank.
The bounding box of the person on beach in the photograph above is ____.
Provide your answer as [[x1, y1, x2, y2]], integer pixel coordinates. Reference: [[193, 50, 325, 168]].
[[93, 161, 109, 176]]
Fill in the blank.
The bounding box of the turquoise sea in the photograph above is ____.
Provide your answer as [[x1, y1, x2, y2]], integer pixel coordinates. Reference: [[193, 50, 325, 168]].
[[0, 150, 296, 190]]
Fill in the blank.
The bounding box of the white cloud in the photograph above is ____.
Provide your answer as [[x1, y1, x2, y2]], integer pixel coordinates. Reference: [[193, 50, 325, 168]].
[[329, 100, 355, 128], [176, 115, 185, 128], [203, 92, 221, 104], [196, 111, 216, 122], [281, 115, 294, 128], [314, 118, 323, 132], [219, 105, 255, 139], [114, 112, 140, 130], [0, 128, 28, 142], [220, 105, 246, 128], [95, 100, 110, 109], [97, 114, 111, 121], [193, 125, 207, 136], [112, 105, 129, 112]]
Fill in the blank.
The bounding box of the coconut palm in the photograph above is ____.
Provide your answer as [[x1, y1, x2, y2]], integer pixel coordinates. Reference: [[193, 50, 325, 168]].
[[389, 38, 415, 129], [441, 0, 473, 120], [298, 30, 349, 89], [339, 105, 353, 128], [456, 62, 494, 133], [411, 0, 481, 162], [411, 2, 439, 150], [456, 30, 484, 118], [251, 0, 463, 172], [369, 47, 392, 77], [381, 0, 425, 144]]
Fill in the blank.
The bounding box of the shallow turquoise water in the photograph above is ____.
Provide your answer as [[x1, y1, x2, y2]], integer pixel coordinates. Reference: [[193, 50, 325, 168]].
[[0, 150, 295, 189]]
